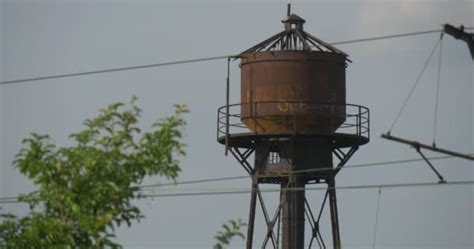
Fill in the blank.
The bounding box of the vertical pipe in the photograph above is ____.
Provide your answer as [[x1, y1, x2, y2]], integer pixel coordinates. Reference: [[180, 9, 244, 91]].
[[225, 58, 230, 155]]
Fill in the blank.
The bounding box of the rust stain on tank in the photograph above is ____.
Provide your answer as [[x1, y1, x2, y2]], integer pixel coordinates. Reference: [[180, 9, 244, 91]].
[[240, 51, 347, 133]]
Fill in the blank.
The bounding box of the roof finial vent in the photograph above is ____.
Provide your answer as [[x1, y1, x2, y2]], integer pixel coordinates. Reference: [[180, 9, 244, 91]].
[[282, 4, 305, 31]]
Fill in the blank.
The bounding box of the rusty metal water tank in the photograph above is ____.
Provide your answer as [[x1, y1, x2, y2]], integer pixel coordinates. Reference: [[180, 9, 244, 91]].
[[240, 14, 350, 134]]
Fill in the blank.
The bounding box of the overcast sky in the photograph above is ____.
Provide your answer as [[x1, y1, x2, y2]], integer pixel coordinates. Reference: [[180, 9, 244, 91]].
[[0, 0, 473, 248]]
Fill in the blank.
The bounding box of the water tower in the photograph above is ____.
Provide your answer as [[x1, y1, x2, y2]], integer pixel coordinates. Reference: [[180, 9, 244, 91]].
[[217, 5, 369, 248]]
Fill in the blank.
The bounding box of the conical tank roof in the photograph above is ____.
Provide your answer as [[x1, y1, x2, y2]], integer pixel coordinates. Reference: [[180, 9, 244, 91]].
[[240, 12, 349, 61]]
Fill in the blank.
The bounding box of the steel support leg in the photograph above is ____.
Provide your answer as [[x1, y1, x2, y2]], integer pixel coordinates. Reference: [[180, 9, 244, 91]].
[[246, 179, 258, 249], [327, 178, 341, 249]]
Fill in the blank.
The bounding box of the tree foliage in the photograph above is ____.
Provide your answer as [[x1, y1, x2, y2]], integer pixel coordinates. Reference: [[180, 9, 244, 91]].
[[213, 219, 246, 249], [0, 98, 188, 248]]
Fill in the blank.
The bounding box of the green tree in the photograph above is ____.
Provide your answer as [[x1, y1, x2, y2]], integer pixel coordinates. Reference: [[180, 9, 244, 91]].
[[213, 219, 246, 249], [0, 98, 188, 248]]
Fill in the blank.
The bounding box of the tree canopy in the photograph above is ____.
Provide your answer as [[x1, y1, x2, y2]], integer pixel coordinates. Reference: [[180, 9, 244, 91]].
[[0, 98, 188, 248]]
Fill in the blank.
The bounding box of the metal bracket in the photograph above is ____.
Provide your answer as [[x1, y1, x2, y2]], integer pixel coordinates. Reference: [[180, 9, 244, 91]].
[[381, 133, 450, 183], [229, 147, 255, 175], [443, 24, 474, 60], [333, 146, 359, 175], [415, 146, 446, 184], [381, 133, 474, 160]]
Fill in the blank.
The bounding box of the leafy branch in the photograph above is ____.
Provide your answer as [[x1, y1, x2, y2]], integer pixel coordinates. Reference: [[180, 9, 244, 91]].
[[0, 98, 188, 248], [213, 219, 247, 249]]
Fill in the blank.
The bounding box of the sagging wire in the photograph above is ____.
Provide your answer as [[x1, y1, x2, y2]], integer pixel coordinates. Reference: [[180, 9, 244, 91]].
[[372, 187, 382, 249], [387, 34, 443, 133], [432, 32, 444, 147]]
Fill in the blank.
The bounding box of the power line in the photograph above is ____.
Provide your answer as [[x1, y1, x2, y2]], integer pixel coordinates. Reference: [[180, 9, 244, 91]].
[[139, 153, 469, 189], [388, 36, 442, 132], [2, 28, 471, 86], [110, 180, 474, 199], [372, 187, 382, 249], [330, 29, 441, 45], [0, 154, 471, 204], [140, 175, 248, 188], [0, 55, 233, 85], [1, 180, 472, 204], [0, 153, 468, 201], [432, 33, 444, 145]]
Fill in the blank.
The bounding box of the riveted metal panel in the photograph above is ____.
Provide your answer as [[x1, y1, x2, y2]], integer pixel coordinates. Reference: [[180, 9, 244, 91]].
[[240, 51, 347, 133]]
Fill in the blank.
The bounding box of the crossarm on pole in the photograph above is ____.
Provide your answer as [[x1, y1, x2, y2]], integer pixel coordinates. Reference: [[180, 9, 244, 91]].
[[443, 24, 474, 60], [381, 133, 474, 161]]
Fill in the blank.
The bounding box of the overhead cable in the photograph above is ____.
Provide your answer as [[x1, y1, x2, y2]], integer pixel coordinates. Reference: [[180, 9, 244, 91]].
[[120, 180, 474, 198], [139, 153, 470, 189], [372, 187, 382, 249], [432, 33, 444, 145], [1, 180, 473, 203], [0, 55, 233, 85], [0, 153, 471, 204], [3, 28, 473, 86], [388, 36, 442, 132]]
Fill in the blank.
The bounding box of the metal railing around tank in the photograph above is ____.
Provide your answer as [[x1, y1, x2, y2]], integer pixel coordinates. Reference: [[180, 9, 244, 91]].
[[217, 101, 370, 141]]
